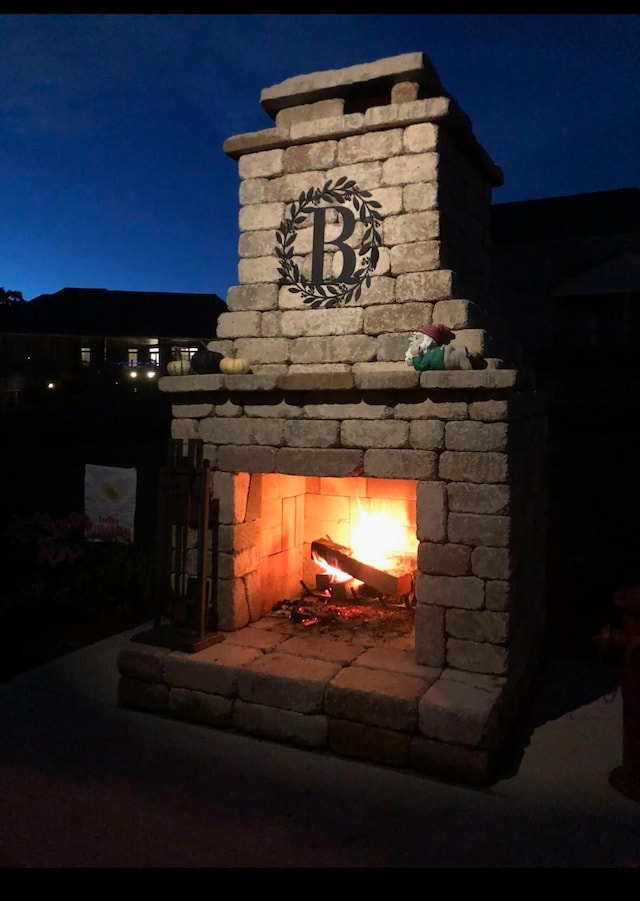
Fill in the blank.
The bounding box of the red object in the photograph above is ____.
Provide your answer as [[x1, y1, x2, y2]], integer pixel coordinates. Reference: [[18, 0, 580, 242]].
[[418, 324, 455, 345], [610, 635, 640, 802], [594, 586, 640, 802]]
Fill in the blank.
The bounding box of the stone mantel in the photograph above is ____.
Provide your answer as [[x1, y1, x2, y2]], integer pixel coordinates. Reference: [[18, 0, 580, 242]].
[[159, 367, 525, 396]]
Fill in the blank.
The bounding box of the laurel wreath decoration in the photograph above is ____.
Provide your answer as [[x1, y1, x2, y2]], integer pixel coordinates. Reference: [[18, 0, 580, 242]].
[[274, 177, 383, 309]]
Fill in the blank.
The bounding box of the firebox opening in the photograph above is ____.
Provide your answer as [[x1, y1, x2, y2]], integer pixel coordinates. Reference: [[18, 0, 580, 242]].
[[252, 473, 418, 619]]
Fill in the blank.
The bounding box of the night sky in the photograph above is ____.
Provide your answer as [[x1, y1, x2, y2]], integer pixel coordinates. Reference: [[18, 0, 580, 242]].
[[1, 13, 638, 303]]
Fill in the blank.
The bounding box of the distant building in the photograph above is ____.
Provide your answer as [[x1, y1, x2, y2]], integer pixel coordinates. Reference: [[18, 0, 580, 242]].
[[0, 287, 226, 398]]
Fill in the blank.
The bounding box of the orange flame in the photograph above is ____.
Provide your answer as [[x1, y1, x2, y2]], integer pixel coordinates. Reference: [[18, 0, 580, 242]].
[[311, 550, 351, 583], [312, 499, 416, 582]]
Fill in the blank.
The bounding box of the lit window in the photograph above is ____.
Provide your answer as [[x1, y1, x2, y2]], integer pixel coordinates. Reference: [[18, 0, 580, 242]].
[[149, 345, 160, 365], [128, 348, 138, 364], [81, 347, 91, 366]]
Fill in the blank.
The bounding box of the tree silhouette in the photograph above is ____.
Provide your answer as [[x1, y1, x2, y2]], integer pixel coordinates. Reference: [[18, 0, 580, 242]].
[[0, 287, 25, 305], [0, 287, 26, 329]]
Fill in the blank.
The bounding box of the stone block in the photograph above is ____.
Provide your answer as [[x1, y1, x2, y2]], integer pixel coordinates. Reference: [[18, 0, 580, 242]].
[[409, 736, 494, 785], [363, 300, 434, 334], [439, 451, 508, 483], [163, 643, 262, 696], [275, 98, 344, 128], [216, 311, 262, 338], [352, 647, 439, 682], [238, 652, 341, 713], [277, 447, 364, 477], [288, 113, 366, 142], [328, 718, 411, 767], [364, 97, 451, 129], [447, 638, 508, 675], [415, 481, 447, 542], [446, 609, 509, 644], [117, 677, 169, 712], [447, 483, 510, 515], [283, 140, 338, 172], [471, 546, 511, 580], [382, 152, 438, 187], [338, 128, 403, 164], [117, 644, 170, 683], [390, 240, 442, 275], [409, 420, 445, 450], [234, 700, 328, 748], [169, 687, 234, 727], [325, 666, 427, 731], [280, 308, 364, 338], [277, 635, 367, 665], [238, 148, 284, 179], [445, 421, 508, 453], [414, 604, 445, 667], [418, 672, 503, 745], [415, 574, 484, 609], [342, 420, 409, 449], [353, 362, 419, 390], [384, 210, 439, 245], [365, 448, 437, 480], [217, 445, 277, 473], [417, 541, 471, 576], [224, 128, 283, 160], [284, 419, 340, 447], [448, 512, 510, 547], [290, 335, 377, 364]]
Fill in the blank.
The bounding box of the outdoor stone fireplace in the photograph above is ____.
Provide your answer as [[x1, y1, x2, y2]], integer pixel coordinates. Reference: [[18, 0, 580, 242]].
[[118, 52, 548, 784]]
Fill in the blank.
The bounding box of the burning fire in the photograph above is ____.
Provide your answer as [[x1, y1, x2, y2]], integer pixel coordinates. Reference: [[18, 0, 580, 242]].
[[312, 499, 415, 583]]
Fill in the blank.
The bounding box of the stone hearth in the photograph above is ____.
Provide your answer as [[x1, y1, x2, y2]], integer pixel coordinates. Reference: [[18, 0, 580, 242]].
[[117, 52, 547, 786]]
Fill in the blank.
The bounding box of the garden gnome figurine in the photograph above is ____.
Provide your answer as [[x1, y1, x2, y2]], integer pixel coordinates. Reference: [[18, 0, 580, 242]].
[[405, 323, 474, 371]]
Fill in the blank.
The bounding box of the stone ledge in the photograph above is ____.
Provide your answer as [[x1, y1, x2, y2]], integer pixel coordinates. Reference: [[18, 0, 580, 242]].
[[115, 621, 536, 787], [223, 127, 286, 159], [159, 368, 522, 394], [419, 370, 521, 390], [260, 52, 442, 117]]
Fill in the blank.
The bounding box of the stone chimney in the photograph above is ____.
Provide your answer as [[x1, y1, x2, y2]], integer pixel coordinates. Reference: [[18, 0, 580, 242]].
[[217, 51, 514, 373]]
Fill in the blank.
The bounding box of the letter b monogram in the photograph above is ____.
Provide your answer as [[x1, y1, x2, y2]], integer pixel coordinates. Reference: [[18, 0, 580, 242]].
[[311, 206, 358, 284]]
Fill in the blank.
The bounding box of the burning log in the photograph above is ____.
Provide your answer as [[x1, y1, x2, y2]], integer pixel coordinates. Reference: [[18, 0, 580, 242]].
[[311, 537, 413, 599]]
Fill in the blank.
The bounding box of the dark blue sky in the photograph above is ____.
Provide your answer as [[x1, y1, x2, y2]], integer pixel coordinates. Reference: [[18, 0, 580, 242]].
[[2, 13, 638, 302]]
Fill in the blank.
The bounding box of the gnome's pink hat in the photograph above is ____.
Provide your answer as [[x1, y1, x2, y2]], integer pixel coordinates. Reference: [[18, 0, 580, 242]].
[[418, 324, 455, 345]]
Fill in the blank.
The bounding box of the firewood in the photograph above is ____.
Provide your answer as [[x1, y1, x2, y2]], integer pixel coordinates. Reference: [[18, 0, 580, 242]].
[[311, 538, 413, 598]]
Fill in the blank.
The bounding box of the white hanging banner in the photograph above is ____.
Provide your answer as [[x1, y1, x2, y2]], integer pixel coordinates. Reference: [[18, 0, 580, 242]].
[[84, 463, 137, 542]]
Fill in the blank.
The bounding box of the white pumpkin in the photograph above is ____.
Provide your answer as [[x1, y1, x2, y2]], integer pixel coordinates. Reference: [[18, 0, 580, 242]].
[[167, 350, 192, 375], [220, 355, 251, 375]]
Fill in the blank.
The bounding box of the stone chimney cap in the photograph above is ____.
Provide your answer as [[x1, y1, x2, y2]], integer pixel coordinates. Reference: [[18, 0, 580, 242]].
[[260, 51, 447, 118]]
